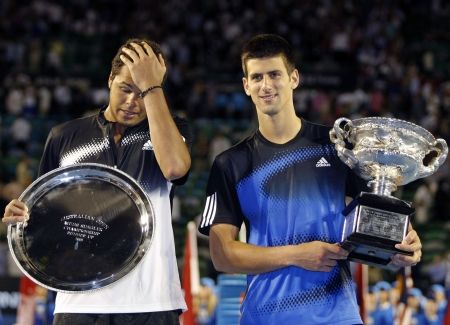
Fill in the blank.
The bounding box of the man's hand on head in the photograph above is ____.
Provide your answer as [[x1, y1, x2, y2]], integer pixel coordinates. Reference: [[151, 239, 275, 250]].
[[119, 42, 166, 92]]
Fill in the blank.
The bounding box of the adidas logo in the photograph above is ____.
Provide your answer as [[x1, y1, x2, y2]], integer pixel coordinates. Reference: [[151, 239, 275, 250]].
[[316, 157, 331, 167], [142, 140, 153, 151]]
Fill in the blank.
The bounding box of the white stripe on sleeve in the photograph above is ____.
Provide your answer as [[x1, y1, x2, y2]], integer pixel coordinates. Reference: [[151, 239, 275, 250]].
[[207, 193, 217, 226], [200, 193, 217, 228]]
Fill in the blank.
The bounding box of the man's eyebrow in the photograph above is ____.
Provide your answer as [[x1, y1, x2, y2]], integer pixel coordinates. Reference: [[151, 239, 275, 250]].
[[249, 70, 281, 77], [119, 82, 134, 87]]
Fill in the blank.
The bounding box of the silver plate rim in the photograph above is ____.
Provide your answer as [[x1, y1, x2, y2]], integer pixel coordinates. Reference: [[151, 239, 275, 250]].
[[7, 163, 155, 293]]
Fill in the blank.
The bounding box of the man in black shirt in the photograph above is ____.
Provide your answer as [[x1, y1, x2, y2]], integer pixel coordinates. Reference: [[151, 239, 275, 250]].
[[3, 38, 191, 325]]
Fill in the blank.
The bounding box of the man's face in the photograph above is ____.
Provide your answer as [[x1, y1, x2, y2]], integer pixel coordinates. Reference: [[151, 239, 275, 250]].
[[105, 65, 147, 127], [407, 296, 420, 309], [379, 290, 390, 303], [242, 55, 299, 116]]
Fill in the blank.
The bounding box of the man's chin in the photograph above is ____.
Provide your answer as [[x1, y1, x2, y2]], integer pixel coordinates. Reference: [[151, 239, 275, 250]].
[[118, 113, 146, 124], [116, 118, 141, 127], [257, 105, 278, 115]]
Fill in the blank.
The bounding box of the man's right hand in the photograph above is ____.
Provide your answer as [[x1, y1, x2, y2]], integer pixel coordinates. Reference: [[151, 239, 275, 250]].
[[2, 199, 29, 225], [292, 241, 349, 272]]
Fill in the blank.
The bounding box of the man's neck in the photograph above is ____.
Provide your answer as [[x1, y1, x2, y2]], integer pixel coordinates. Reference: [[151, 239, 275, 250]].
[[113, 123, 127, 144], [258, 112, 302, 144], [104, 106, 128, 144]]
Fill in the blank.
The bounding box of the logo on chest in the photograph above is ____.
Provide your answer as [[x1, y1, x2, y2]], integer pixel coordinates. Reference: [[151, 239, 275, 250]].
[[142, 140, 153, 151], [315, 157, 331, 167]]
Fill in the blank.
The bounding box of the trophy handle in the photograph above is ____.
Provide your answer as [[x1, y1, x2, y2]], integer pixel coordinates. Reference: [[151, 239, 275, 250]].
[[330, 117, 359, 168], [417, 138, 449, 178]]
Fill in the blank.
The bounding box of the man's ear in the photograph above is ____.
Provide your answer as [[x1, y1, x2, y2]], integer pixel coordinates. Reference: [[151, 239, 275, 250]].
[[242, 77, 250, 96], [108, 73, 114, 89], [291, 69, 300, 90]]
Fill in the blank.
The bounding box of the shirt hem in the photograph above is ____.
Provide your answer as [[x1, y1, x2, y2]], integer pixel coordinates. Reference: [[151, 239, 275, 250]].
[[54, 301, 188, 314]]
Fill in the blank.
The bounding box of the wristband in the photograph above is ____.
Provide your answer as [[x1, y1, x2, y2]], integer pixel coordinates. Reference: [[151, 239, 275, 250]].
[[138, 85, 162, 99]]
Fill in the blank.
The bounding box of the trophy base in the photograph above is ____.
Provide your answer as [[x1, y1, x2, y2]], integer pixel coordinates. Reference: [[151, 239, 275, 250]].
[[340, 233, 413, 271], [341, 192, 414, 270]]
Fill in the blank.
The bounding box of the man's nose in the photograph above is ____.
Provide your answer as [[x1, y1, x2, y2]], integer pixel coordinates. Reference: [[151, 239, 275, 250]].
[[126, 91, 140, 104], [261, 75, 272, 90]]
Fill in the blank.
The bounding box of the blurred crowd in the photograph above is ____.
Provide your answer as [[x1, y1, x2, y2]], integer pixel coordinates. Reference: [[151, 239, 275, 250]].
[[189, 278, 449, 325], [366, 281, 448, 325], [1, 0, 450, 311]]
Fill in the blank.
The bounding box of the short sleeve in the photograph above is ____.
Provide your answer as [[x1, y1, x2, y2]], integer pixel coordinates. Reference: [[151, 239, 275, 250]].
[[38, 128, 60, 177], [198, 155, 244, 236]]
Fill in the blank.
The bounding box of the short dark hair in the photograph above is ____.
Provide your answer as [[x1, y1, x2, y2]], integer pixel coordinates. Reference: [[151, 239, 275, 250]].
[[110, 38, 167, 84], [241, 34, 295, 77]]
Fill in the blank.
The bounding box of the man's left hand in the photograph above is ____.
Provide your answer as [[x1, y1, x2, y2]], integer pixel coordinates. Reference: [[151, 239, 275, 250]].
[[391, 227, 422, 267], [120, 42, 166, 91]]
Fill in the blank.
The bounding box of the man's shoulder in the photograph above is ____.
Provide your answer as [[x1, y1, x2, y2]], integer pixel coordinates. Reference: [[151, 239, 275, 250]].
[[50, 113, 99, 138], [214, 131, 257, 165], [301, 119, 333, 144], [302, 118, 331, 134]]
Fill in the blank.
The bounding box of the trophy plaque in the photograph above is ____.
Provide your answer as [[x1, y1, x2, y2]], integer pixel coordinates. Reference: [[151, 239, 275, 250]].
[[8, 163, 154, 292], [330, 117, 448, 269]]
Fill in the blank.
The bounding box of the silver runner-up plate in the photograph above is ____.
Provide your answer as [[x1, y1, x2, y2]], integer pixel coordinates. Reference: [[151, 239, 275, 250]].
[[7, 163, 154, 292]]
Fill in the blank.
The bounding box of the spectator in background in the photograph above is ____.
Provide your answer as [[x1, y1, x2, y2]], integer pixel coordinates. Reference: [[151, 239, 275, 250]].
[[10, 117, 32, 151], [1, 179, 23, 205], [0, 156, 33, 204], [402, 288, 425, 325], [5, 87, 24, 116], [53, 81, 72, 115], [430, 284, 447, 324], [425, 254, 448, 285], [366, 286, 379, 325], [15, 156, 34, 189], [434, 177, 450, 223], [22, 85, 38, 117], [413, 180, 435, 224], [208, 127, 232, 166], [194, 277, 217, 325], [38, 86, 52, 117], [423, 297, 441, 325], [372, 281, 395, 325]]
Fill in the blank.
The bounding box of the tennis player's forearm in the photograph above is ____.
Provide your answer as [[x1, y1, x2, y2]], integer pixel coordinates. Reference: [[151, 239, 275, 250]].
[[144, 90, 191, 179], [210, 239, 295, 275]]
